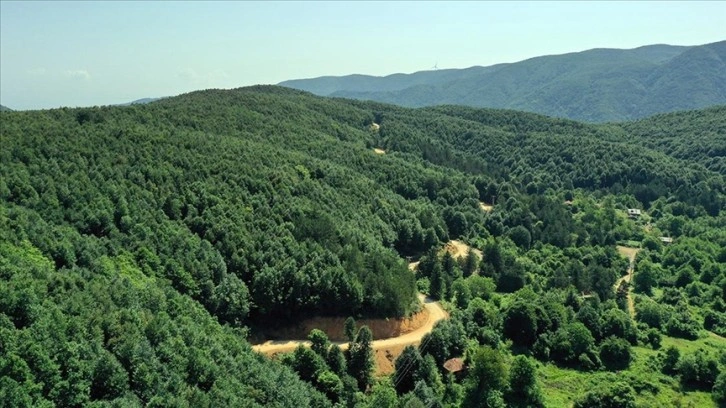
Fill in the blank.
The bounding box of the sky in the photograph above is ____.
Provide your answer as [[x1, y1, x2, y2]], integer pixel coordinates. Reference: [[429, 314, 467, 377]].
[[1, 1, 724, 110]]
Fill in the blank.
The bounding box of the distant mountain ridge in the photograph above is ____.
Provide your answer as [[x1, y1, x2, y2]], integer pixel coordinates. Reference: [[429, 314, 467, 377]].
[[118, 97, 164, 106], [280, 41, 726, 122], [0, 104, 12, 112]]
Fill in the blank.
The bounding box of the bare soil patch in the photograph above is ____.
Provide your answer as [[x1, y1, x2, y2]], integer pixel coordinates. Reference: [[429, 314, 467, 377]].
[[258, 306, 429, 343], [478, 202, 494, 212], [373, 148, 386, 154], [370, 123, 380, 131], [375, 344, 411, 376], [253, 295, 448, 375], [443, 239, 482, 260]]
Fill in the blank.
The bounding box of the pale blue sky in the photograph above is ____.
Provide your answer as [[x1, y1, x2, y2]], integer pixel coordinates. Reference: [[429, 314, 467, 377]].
[[1, 1, 724, 110]]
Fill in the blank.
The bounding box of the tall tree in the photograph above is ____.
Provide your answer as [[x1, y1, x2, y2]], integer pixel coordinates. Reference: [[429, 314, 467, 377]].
[[347, 326, 374, 391]]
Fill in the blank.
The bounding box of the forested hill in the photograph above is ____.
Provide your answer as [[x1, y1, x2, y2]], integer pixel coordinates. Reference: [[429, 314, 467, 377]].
[[614, 105, 726, 174], [1, 86, 725, 406], [280, 41, 726, 122], [0, 104, 12, 112]]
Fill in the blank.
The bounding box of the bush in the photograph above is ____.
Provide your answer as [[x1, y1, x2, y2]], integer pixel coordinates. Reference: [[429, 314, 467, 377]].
[[713, 371, 726, 404], [573, 382, 636, 408], [665, 311, 701, 340], [599, 337, 632, 371], [676, 350, 719, 389], [645, 328, 662, 350]]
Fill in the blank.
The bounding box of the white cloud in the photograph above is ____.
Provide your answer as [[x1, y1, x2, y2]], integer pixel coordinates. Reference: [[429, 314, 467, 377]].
[[27, 67, 47, 76], [64, 69, 91, 80]]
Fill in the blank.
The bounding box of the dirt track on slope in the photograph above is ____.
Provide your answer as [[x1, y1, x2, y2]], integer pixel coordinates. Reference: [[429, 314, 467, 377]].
[[252, 294, 447, 360], [616, 245, 640, 317], [252, 241, 477, 373]]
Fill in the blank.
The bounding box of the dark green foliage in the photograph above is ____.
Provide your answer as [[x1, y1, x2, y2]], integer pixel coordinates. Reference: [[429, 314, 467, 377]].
[[645, 328, 662, 350], [676, 350, 720, 389], [421, 320, 467, 367], [661, 346, 681, 375], [344, 317, 356, 343], [394, 345, 424, 395], [503, 300, 539, 348], [0, 239, 327, 406], [316, 370, 344, 403], [463, 346, 507, 407], [576, 303, 604, 340], [346, 326, 374, 391], [714, 371, 726, 404], [573, 382, 637, 408], [325, 344, 346, 378], [665, 303, 702, 340], [90, 352, 129, 400], [506, 355, 544, 407], [507, 226, 532, 249], [635, 298, 671, 329], [450, 278, 472, 309], [309, 329, 331, 358], [633, 259, 659, 295], [599, 337, 633, 371], [601, 308, 638, 344], [461, 249, 479, 278], [549, 323, 597, 367]]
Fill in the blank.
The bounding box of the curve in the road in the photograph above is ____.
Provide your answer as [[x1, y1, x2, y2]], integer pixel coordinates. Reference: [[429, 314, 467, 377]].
[[252, 294, 448, 355]]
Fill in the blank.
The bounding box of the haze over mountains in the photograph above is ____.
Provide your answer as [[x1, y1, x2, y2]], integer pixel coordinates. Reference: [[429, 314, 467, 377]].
[[280, 41, 726, 123]]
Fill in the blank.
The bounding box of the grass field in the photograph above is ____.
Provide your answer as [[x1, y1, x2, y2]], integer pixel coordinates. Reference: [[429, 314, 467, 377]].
[[539, 333, 725, 407]]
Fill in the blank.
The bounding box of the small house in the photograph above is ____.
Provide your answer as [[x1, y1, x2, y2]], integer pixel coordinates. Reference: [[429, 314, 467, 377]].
[[627, 209, 642, 218]]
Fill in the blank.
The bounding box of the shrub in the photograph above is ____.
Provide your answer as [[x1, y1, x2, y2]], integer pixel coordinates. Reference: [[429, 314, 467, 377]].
[[599, 337, 632, 371]]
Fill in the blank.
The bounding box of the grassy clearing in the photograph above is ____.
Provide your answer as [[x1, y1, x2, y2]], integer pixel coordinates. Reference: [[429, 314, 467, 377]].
[[539, 333, 724, 408]]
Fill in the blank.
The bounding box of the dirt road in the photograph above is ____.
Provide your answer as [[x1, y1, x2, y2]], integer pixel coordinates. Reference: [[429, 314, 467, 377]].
[[616, 245, 640, 318], [252, 294, 447, 355]]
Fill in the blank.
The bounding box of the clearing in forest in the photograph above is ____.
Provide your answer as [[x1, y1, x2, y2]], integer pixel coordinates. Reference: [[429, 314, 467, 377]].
[[478, 202, 493, 212], [616, 245, 641, 318], [252, 294, 448, 375], [443, 239, 482, 260], [373, 148, 386, 154]]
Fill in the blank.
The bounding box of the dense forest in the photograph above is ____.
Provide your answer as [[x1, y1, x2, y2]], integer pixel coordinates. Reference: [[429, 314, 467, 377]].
[[1, 86, 724, 406], [281, 40, 726, 123]]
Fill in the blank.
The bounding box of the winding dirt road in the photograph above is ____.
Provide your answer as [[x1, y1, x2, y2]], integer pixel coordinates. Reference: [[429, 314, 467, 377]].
[[252, 294, 448, 355], [616, 245, 640, 318]]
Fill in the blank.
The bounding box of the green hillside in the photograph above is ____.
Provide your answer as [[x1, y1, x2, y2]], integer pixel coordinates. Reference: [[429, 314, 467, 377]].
[[1, 87, 725, 406], [281, 41, 726, 122]]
